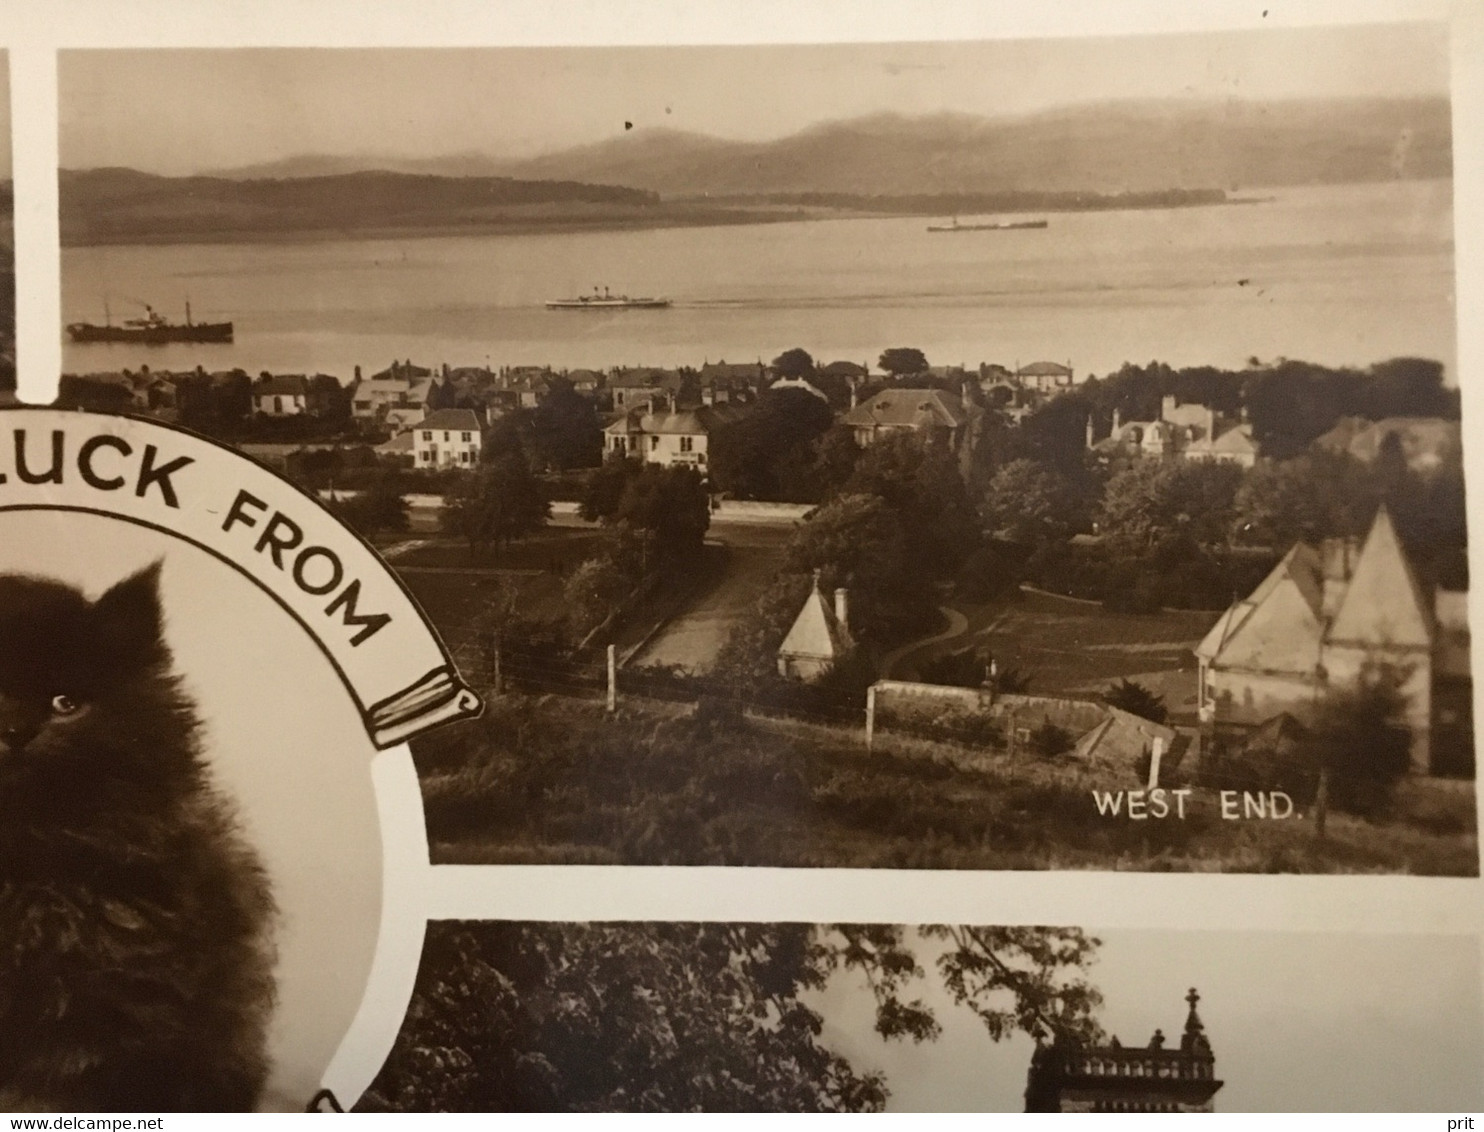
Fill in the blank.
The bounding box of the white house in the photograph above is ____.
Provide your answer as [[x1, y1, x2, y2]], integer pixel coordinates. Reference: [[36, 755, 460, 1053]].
[[253, 375, 312, 417], [603, 404, 743, 470], [414, 408, 483, 468], [1016, 361, 1080, 393]]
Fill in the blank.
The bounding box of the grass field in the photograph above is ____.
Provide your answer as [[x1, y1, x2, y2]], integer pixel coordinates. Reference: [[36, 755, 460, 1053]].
[[970, 588, 1218, 710], [412, 694, 1478, 875], [399, 570, 569, 656], [392, 528, 606, 571]]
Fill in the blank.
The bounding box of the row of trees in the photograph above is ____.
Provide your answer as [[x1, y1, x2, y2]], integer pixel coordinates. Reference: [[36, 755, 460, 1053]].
[[362, 921, 1103, 1112], [983, 438, 1468, 598], [565, 458, 713, 639], [998, 356, 1457, 476]]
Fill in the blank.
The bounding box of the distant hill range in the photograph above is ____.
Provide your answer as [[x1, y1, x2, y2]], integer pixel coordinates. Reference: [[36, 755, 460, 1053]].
[[58, 168, 670, 245], [60, 98, 1450, 245], [208, 97, 1450, 197]]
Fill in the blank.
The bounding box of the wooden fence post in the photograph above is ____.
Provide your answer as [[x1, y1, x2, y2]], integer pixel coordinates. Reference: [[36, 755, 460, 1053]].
[[1314, 766, 1329, 840], [607, 644, 617, 713], [1147, 736, 1164, 790]]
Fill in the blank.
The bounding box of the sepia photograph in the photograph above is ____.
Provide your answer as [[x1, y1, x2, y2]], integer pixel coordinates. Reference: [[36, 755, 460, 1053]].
[[358, 918, 1484, 1112], [0, 507, 388, 1111], [51, 23, 1474, 876]]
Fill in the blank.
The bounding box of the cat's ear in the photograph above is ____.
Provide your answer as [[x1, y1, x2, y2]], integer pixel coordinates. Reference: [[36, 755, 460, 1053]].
[[94, 561, 169, 669]]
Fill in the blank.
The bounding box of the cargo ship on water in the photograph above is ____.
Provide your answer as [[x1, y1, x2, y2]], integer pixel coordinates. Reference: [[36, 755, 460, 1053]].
[[927, 217, 1049, 232], [66, 302, 234, 344], [545, 286, 671, 310]]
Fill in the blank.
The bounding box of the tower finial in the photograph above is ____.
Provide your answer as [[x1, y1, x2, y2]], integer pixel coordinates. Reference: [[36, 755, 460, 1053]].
[[1181, 986, 1212, 1056]]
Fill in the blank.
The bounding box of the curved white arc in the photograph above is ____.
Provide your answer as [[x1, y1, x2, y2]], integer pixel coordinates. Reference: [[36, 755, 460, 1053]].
[[318, 745, 429, 1110]]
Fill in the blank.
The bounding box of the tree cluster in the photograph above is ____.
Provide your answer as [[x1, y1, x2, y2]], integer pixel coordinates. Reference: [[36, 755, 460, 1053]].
[[708, 387, 847, 502], [442, 436, 552, 562], [360, 920, 1103, 1112]]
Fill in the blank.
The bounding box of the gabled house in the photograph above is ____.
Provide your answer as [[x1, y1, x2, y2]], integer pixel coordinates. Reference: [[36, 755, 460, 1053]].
[[819, 360, 871, 382], [698, 360, 767, 395], [778, 578, 853, 680], [350, 376, 415, 419], [608, 367, 685, 411], [371, 359, 433, 383], [253, 374, 316, 417], [843, 387, 968, 450], [413, 408, 483, 468], [566, 369, 605, 395], [1195, 506, 1465, 772], [1090, 395, 1257, 467], [603, 403, 743, 470]]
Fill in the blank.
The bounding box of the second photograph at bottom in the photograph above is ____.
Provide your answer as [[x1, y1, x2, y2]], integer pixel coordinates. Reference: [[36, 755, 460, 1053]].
[[357, 920, 1483, 1113]]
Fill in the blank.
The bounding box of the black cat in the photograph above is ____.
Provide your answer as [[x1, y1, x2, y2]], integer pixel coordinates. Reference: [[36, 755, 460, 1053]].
[[0, 562, 276, 1111]]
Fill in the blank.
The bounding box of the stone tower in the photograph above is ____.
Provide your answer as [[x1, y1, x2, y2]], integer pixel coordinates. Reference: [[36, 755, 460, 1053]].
[[1023, 988, 1224, 1113]]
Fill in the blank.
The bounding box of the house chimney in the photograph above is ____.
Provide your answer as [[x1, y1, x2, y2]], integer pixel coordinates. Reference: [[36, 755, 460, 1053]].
[[443, 362, 450, 378], [850, 384, 859, 409], [834, 587, 849, 631], [354, 364, 362, 381]]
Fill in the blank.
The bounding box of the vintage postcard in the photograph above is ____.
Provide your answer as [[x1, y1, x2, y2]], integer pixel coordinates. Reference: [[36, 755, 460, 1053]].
[[1, 0, 1481, 1112], [48, 26, 1473, 876]]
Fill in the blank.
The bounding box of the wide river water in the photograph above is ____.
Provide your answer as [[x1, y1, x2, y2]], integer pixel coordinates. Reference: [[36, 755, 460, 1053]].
[[61, 179, 1456, 381]]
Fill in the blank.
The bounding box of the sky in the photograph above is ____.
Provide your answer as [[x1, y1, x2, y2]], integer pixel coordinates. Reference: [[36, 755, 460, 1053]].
[[57, 22, 1449, 174], [812, 928, 1484, 1112]]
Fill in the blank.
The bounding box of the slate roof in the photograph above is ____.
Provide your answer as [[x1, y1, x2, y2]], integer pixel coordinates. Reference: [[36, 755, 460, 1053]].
[[377, 431, 415, 454], [698, 361, 766, 383], [256, 375, 309, 397], [635, 405, 745, 435], [418, 408, 482, 433], [843, 387, 967, 430], [372, 360, 433, 381], [1197, 506, 1434, 671], [1017, 361, 1073, 377]]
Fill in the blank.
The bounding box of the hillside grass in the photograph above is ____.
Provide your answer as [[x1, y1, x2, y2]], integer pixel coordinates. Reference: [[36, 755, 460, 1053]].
[[412, 694, 1477, 875]]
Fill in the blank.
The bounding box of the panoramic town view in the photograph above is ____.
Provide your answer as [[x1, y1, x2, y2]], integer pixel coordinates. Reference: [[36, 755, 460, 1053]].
[[53, 25, 1472, 876]]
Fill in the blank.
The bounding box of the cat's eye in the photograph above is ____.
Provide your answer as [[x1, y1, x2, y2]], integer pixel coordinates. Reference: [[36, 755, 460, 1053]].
[[50, 695, 80, 716]]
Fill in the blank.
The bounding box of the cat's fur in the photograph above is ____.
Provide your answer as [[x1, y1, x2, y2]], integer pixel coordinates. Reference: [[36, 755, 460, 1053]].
[[0, 563, 276, 1111]]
